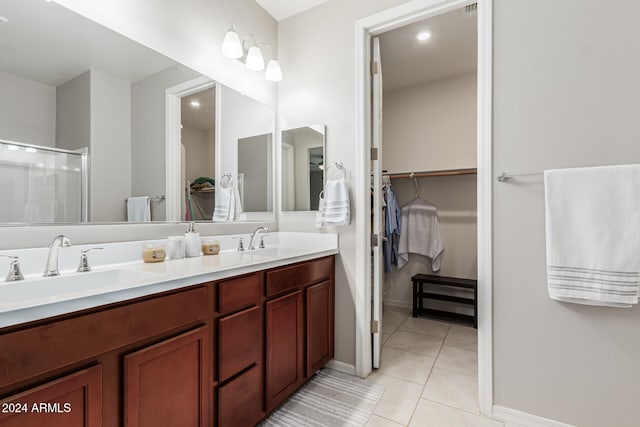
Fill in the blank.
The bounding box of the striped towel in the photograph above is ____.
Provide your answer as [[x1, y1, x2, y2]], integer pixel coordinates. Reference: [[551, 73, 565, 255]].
[[544, 165, 640, 307], [316, 177, 350, 228]]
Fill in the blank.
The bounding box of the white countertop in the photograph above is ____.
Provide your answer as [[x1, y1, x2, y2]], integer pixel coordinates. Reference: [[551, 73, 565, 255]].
[[0, 232, 338, 328]]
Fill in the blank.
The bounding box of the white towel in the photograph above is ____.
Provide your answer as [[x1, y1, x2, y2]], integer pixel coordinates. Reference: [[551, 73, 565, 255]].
[[213, 186, 232, 222], [213, 177, 243, 222], [317, 177, 350, 228], [127, 196, 151, 222], [544, 164, 640, 307], [397, 198, 443, 271]]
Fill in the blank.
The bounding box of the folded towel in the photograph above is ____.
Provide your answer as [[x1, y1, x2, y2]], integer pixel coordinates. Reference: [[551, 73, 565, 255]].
[[127, 196, 151, 222], [317, 177, 350, 228], [544, 164, 640, 307], [397, 198, 443, 271]]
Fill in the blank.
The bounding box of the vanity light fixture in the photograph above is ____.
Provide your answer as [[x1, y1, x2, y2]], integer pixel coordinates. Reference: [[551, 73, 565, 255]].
[[416, 30, 433, 41], [222, 24, 243, 59], [221, 24, 282, 81], [245, 44, 265, 71]]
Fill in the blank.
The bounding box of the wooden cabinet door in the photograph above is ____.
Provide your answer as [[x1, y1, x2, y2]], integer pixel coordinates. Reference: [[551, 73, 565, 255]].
[[124, 326, 209, 427], [0, 365, 102, 427], [265, 290, 303, 412], [306, 280, 334, 376]]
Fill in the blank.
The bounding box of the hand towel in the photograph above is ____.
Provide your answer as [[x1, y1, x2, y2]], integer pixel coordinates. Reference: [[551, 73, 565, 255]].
[[127, 196, 151, 222], [545, 164, 640, 307], [397, 198, 443, 271], [213, 186, 232, 222], [317, 177, 350, 228]]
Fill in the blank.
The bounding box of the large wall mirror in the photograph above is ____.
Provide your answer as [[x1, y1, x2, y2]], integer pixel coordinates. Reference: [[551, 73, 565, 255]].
[[0, 0, 275, 225], [281, 125, 325, 211]]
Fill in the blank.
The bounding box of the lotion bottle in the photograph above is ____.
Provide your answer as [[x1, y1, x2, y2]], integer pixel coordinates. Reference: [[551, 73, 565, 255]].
[[184, 222, 200, 257]]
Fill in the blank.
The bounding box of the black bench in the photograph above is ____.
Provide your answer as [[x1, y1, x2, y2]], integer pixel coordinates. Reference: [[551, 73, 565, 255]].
[[411, 274, 477, 328]]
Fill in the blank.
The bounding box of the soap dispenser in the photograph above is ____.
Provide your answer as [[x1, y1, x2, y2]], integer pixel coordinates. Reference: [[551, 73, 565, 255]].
[[184, 222, 200, 258]]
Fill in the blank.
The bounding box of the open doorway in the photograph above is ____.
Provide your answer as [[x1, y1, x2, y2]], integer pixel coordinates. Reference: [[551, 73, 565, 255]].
[[181, 87, 216, 220], [356, 0, 493, 417]]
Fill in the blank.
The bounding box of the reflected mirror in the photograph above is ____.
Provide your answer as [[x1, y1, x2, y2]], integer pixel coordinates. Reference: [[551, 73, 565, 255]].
[[281, 125, 326, 211], [0, 0, 275, 224]]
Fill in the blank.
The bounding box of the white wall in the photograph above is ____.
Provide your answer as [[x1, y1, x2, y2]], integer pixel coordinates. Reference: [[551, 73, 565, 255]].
[[55, 0, 278, 107], [56, 71, 90, 152], [217, 84, 275, 187], [492, 1, 640, 426], [0, 70, 56, 147], [382, 73, 476, 172], [90, 69, 131, 222], [182, 125, 214, 183], [278, 0, 410, 368]]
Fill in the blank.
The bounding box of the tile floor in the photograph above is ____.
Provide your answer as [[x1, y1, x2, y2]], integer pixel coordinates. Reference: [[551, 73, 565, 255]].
[[365, 306, 504, 427]]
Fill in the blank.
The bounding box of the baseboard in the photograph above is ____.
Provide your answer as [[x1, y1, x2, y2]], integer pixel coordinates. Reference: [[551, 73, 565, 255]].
[[325, 360, 356, 376], [383, 299, 411, 310], [492, 405, 576, 427]]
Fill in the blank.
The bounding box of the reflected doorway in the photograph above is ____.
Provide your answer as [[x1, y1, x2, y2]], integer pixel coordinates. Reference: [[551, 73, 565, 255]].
[[181, 87, 216, 220]]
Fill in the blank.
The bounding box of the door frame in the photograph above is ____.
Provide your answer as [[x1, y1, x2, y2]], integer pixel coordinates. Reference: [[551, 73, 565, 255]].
[[165, 76, 216, 221], [354, 0, 494, 416]]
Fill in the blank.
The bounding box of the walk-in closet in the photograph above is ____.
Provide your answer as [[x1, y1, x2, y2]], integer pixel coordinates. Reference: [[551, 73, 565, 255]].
[[368, 4, 481, 419]]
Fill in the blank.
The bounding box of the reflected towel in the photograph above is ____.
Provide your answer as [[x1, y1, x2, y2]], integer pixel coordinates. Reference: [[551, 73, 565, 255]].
[[544, 164, 640, 307], [213, 186, 232, 222], [127, 196, 151, 222]]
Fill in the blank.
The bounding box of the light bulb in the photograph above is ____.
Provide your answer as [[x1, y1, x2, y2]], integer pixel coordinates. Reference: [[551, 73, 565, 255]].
[[245, 46, 265, 71], [222, 28, 243, 59], [265, 59, 282, 82]]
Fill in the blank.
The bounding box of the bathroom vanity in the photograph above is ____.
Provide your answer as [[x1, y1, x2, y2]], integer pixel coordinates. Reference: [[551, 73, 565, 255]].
[[0, 233, 336, 427]]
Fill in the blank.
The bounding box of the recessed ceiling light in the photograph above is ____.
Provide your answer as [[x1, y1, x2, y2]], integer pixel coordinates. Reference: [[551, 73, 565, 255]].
[[416, 30, 432, 41], [190, 100, 201, 108]]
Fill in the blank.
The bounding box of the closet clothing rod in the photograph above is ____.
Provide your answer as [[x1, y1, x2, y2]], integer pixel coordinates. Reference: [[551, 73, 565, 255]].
[[386, 168, 477, 180]]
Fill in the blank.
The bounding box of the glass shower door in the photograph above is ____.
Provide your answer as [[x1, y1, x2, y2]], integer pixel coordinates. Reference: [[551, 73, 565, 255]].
[[0, 140, 87, 223]]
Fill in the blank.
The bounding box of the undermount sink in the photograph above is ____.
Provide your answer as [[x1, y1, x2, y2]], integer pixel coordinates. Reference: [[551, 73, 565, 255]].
[[0, 269, 161, 313]]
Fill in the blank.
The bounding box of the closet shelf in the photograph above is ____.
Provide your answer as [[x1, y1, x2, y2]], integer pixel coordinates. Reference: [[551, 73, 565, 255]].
[[385, 168, 477, 179]]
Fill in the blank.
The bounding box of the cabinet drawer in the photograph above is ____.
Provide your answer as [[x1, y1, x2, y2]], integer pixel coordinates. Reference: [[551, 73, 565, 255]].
[[218, 306, 261, 383], [218, 273, 261, 314], [218, 364, 262, 427], [0, 287, 209, 387], [265, 256, 333, 297]]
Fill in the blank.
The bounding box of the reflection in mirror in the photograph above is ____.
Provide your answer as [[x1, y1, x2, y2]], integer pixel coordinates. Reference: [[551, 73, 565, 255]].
[[0, 0, 275, 225], [238, 134, 273, 213], [281, 125, 326, 211]]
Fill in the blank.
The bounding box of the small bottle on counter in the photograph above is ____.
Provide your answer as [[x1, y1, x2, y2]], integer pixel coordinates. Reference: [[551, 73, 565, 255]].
[[184, 222, 200, 258]]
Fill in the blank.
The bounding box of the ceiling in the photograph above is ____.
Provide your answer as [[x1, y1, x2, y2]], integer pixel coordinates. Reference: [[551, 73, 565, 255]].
[[181, 88, 216, 131], [379, 6, 477, 92], [0, 0, 175, 86], [254, 0, 329, 21]]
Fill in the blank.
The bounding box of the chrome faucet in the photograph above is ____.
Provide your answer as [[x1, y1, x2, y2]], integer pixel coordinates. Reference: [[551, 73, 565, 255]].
[[248, 227, 269, 250], [43, 235, 72, 277]]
